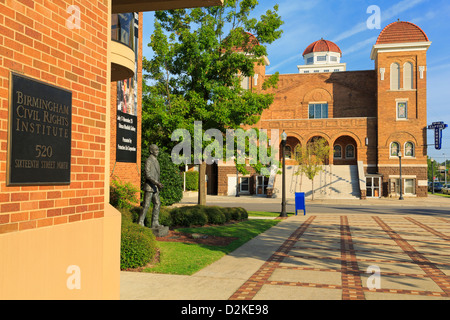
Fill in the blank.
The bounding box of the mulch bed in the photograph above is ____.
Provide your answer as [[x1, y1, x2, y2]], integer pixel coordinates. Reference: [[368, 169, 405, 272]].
[[156, 230, 238, 246]]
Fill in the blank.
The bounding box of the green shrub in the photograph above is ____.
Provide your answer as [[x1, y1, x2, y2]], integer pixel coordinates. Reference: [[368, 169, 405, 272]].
[[203, 206, 226, 225], [221, 207, 232, 222], [170, 205, 208, 227], [110, 178, 140, 210], [185, 171, 199, 191], [221, 207, 248, 221], [158, 206, 173, 227], [120, 221, 158, 270], [167, 205, 248, 228], [237, 207, 248, 220], [229, 207, 241, 220]]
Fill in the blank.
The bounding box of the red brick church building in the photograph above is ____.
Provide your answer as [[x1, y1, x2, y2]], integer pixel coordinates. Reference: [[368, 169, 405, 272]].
[[213, 20, 431, 199]]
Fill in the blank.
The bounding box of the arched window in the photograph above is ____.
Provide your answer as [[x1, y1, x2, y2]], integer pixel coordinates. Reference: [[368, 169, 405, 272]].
[[334, 145, 342, 159], [405, 142, 415, 157], [285, 145, 292, 159], [345, 145, 355, 159], [390, 63, 400, 90], [403, 62, 414, 90], [390, 142, 400, 157]]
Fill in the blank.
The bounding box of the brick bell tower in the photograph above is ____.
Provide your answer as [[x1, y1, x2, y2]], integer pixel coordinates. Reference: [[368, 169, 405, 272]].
[[371, 20, 431, 197]]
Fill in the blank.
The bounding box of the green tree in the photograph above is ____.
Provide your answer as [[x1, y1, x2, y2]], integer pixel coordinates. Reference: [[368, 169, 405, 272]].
[[294, 138, 330, 200], [142, 0, 284, 204]]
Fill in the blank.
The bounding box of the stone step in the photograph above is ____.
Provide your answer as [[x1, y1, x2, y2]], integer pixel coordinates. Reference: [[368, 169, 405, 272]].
[[273, 165, 360, 199]]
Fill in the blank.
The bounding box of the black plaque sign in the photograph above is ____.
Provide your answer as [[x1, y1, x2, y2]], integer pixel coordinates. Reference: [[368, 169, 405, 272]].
[[8, 73, 72, 185], [116, 110, 137, 163]]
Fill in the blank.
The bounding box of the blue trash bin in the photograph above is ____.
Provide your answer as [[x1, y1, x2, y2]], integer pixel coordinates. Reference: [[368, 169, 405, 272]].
[[295, 192, 306, 216]]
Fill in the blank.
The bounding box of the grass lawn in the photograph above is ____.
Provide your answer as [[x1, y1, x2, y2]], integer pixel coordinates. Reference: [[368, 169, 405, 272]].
[[144, 219, 279, 275], [428, 192, 450, 198], [248, 211, 295, 218]]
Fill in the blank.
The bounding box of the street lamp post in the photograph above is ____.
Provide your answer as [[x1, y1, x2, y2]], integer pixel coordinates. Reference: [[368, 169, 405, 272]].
[[280, 131, 287, 217], [399, 151, 404, 200], [235, 166, 240, 197], [431, 158, 435, 194], [444, 153, 447, 186]]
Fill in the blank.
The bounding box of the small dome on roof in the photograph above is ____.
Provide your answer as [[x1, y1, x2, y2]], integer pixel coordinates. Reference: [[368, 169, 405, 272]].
[[303, 39, 342, 57], [376, 21, 429, 45]]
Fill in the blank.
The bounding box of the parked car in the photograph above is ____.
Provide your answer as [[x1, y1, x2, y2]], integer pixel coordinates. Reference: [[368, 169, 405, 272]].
[[442, 184, 450, 195], [428, 182, 443, 192]]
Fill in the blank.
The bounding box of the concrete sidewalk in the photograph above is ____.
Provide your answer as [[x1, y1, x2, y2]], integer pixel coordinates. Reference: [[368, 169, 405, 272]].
[[120, 215, 304, 300], [179, 193, 450, 207], [120, 209, 450, 300]]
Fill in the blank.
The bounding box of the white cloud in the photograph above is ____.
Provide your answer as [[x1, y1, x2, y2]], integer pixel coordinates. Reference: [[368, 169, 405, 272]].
[[266, 54, 299, 74], [342, 36, 378, 56], [333, 0, 427, 42]]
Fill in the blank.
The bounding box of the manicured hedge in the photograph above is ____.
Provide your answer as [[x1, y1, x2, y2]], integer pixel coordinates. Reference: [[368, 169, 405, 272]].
[[120, 209, 158, 270], [164, 205, 248, 228], [118, 204, 248, 269], [185, 171, 199, 191]]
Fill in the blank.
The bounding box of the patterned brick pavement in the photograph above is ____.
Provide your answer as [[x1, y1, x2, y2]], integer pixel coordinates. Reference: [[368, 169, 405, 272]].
[[229, 215, 450, 300]]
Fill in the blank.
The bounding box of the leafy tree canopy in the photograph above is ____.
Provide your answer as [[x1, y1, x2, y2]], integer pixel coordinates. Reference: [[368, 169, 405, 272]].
[[142, 0, 284, 151]]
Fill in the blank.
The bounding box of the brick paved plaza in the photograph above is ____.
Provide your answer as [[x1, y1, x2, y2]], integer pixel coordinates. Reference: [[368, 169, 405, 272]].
[[230, 214, 450, 300]]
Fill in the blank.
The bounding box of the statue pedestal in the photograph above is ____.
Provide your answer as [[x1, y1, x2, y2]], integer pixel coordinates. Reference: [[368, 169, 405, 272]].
[[152, 225, 169, 237]]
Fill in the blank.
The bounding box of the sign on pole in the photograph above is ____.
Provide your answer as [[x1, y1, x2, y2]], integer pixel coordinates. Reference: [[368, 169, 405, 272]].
[[427, 122, 448, 150]]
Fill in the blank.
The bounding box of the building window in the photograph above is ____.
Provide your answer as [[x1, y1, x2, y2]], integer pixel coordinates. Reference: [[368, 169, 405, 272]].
[[330, 56, 338, 62], [317, 55, 327, 62], [111, 13, 136, 50], [397, 101, 407, 119], [334, 145, 342, 159], [390, 63, 400, 90], [309, 103, 328, 119], [240, 177, 250, 193], [390, 142, 400, 157], [405, 179, 416, 195], [334, 69, 340, 72], [307, 57, 314, 64], [240, 76, 250, 90], [304, 70, 310, 74], [403, 62, 414, 90], [345, 145, 355, 159], [314, 70, 320, 73], [324, 69, 330, 72], [405, 142, 415, 157]]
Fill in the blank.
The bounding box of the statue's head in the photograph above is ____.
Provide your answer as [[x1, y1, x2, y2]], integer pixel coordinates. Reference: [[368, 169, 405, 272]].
[[149, 144, 159, 157]]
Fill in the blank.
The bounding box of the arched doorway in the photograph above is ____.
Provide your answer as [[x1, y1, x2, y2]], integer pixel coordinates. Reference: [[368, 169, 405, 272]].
[[279, 136, 301, 163], [333, 135, 357, 165], [306, 136, 330, 165]]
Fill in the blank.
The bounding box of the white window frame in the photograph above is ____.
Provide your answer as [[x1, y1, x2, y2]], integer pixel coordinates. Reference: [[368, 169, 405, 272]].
[[404, 141, 415, 158], [240, 177, 250, 193], [403, 62, 414, 90], [333, 145, 342, 159], [308, 103, 329, 119], [241, 76, 250, 90], [390, 142, 400, 157], [345, 145, 355, 159], [390, 62, 400, 90], [396, 101, 408, 120], [404, 178, 416, 195]]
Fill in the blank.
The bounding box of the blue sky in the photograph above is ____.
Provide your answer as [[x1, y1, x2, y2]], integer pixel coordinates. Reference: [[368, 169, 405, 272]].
[[142, 0, 450, 163]]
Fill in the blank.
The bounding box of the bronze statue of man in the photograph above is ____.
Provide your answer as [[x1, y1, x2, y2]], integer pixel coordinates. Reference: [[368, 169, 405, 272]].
[[139, 144, 163, 227]]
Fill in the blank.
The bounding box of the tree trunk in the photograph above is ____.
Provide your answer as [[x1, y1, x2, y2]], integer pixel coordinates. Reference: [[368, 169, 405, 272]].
[[198, 161, 206, 205], [311, 179, 315, 201]]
